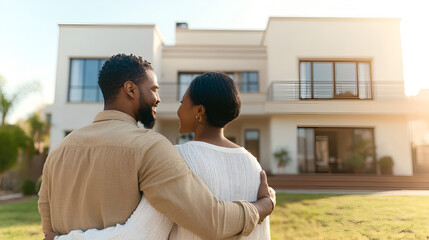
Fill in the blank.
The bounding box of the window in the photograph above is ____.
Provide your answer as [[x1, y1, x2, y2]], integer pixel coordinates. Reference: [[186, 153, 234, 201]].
[[45, 113, 52, 125], [178, 73, 203, 100], [68, 59, 106, 102], [178, 71, 258, 100], [299, 61, 372, 99], [298, 127, 376, 174], [239, 72, 259, 93], [245, 129, 260, 160]]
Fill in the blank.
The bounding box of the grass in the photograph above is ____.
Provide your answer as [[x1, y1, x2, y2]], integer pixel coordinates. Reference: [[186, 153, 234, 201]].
[[270, 194, 429, 240], [1, 194, 429, 240], [0, 197, 43, 240]]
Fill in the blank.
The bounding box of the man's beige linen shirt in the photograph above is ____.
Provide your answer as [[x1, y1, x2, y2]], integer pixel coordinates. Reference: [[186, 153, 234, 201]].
[[38, 110, 259, 239]]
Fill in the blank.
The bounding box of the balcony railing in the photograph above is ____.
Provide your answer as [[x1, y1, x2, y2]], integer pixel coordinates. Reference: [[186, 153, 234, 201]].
[[159, 81, 406, 102], [268, 81, 406, 101]]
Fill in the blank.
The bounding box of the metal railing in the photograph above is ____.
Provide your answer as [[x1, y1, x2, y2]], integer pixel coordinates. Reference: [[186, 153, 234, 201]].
[[159, 81, 406, 102], [268, 81, 406, 101]]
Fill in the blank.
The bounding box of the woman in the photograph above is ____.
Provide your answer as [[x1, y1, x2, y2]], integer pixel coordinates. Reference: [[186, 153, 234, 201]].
[[50, 72, 271, 240]]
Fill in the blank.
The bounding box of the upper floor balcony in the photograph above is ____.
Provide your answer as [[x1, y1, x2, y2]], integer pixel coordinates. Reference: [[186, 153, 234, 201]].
[[156, 81, 427, 117]]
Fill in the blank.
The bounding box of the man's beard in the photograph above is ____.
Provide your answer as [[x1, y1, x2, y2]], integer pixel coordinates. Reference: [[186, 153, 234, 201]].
[[138, 94, 156, 129], [138, 105, 156, 129]]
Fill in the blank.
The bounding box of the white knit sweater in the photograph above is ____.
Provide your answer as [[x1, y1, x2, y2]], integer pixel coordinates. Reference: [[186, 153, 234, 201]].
[[57, 141, 270, 240]]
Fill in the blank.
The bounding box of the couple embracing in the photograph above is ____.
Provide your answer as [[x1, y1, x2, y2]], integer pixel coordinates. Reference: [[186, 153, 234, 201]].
[[38, 54, 276, 240]]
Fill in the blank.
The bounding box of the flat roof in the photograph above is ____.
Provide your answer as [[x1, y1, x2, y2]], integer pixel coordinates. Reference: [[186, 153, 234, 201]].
[[58, 24, 164, 44]]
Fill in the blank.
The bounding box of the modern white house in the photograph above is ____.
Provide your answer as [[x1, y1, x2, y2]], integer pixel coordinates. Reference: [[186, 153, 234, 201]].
[[49, 17, 429, 179]]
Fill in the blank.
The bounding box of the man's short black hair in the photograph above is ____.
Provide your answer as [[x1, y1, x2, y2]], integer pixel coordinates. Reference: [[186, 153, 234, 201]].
[[98, 54, 153, 103], [188, 72, 241, 128]]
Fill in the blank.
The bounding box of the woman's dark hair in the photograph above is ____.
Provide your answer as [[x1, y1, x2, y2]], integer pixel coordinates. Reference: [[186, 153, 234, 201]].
[[188, 72, 241, 128], [98, 54, 153, 103]]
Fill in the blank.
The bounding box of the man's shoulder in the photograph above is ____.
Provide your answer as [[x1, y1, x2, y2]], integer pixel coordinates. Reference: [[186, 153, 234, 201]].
[[132, 129, 171, 146]]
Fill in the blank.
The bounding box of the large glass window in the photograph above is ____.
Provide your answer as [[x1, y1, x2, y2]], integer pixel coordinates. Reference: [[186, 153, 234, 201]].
[[68, 59, 106, 102], [300, 61, 372, 99], [178, 73, 203, 100], [298, 127, 376, 174], [178, 72, 257, 100], [245, 129, 260, 160], [240, 72, 259, 93]]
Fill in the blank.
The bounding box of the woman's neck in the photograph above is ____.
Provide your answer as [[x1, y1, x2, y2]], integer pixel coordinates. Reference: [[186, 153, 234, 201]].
[[193, 125, 240, 148]]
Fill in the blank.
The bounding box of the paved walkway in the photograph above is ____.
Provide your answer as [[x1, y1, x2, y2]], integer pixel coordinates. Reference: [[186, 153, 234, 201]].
[[277, 189, 429, 195], [0, 193, 23, 201]]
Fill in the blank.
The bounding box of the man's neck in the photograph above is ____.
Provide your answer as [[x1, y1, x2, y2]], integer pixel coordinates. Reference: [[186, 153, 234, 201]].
[[104, 103, 137, 121]]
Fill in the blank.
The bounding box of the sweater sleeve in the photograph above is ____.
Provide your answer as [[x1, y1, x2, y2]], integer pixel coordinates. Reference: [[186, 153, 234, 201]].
[[56, 196, 173, 240], [138, 139, 259, 239]]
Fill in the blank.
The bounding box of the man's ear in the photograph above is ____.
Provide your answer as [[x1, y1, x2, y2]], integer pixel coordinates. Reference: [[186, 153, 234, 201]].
[[124, 81, 137, 99]]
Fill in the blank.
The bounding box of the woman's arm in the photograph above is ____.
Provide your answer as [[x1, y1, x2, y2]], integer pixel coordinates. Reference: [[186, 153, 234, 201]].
[[50, 196, 173, 240]]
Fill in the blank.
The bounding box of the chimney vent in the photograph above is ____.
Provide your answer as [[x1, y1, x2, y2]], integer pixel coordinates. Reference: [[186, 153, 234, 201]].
[[176, 22, 188, 29]]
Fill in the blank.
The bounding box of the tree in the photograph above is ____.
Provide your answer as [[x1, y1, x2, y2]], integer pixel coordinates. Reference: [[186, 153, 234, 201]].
[[26, 112, 50, 154], [0, 76, 40, 188], [0, 76, 40, 126], [0, 125, 34, 180]]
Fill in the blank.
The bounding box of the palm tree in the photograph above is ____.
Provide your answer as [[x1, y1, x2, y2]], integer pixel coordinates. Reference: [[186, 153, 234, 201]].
[[0, 76, 40, 126], [0, 76, 39, 188], [27, 112, 49, 154]]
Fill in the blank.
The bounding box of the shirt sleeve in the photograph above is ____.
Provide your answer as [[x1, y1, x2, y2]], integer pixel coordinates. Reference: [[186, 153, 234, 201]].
[[38, 156, 53, 234], [138, 138, 259, 239], [55, 196, 173, 240]]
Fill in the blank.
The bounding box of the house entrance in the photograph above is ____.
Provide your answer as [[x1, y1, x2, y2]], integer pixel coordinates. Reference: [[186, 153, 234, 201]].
[[298, 127, 376, 174]]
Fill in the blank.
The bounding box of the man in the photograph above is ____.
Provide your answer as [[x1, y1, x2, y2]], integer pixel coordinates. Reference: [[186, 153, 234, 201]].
[[38, 54, 275, 239]]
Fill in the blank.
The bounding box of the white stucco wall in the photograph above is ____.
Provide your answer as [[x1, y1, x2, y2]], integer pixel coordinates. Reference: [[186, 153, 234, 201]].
[[152, 27, 164, 79], [264, 18, 404, 100], [269, 115, 413, 175]]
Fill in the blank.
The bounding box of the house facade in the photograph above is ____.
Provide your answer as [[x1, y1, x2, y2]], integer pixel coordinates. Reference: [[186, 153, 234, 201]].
[[50, 18, 429, 176]]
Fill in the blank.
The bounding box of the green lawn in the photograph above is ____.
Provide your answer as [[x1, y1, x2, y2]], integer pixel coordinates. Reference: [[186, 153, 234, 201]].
[[270, 194, 429, 240], [0, 197, 44, 240], [1, 194, 429, 240]]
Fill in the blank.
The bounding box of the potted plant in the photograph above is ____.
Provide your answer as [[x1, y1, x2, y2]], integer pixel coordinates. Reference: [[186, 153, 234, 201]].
[[273, 148, 291, 169], [346, 139, 375, 173], [378, 156, 394, 175], [345, 154, 365, 173]]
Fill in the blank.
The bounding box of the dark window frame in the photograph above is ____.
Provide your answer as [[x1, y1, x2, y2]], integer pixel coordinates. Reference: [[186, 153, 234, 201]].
[[297, 126, 377, 174], [177, 71, 259, 101], [67, 58, 107, 103], [299, 60, 373, 100], [239, 72, 259, 93], [244, 129, 260, 161], [177, 72, 205, 101]]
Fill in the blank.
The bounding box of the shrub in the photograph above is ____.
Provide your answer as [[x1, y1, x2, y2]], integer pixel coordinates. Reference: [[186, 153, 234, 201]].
[[274, 148, 291, 168], [345, 154, 365, 173], [0, 125, 34, 175], [20, 179, 36, 195]]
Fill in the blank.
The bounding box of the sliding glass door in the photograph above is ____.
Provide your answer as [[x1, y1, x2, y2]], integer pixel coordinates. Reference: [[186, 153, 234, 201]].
[[298, 127, 376, 174]]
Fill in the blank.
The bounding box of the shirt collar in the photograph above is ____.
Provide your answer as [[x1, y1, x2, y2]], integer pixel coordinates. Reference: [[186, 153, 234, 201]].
[[93, 110, 138, 126]]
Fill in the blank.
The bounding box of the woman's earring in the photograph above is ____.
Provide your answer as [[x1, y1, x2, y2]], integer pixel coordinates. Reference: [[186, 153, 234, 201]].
[[198, 116, 202, 122]]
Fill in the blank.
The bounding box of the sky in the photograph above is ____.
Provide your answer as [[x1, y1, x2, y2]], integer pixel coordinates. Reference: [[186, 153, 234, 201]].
[[0, 0, 428, 124]]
